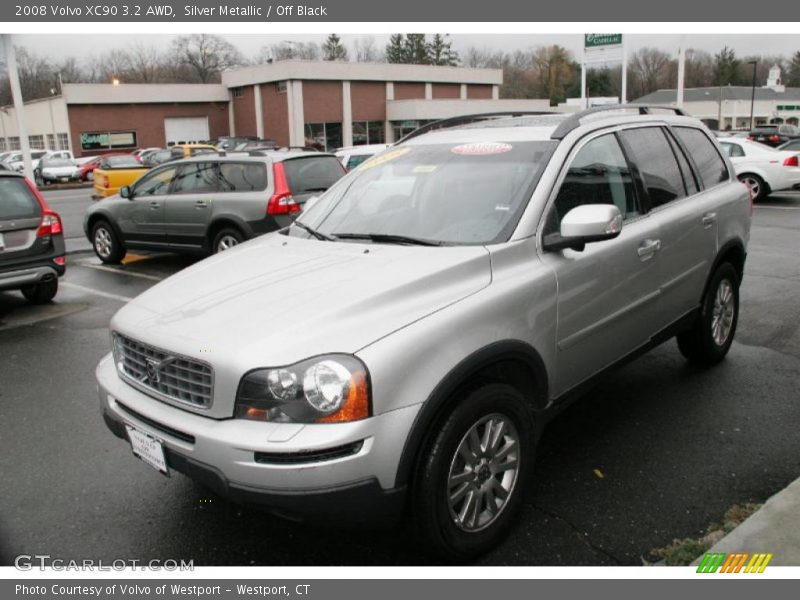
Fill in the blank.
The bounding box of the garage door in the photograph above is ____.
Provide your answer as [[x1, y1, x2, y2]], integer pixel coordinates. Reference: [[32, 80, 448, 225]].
[[164, 117, 210, 145]]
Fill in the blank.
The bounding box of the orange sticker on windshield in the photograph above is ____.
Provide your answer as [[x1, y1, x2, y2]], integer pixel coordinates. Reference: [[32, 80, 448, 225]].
[[358, 147, 411, 170], [451, 142, 512, 156]]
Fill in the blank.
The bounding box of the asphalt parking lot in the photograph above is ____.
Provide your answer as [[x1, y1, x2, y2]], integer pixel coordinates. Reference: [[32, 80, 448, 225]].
[[1, 188, 799, 566]]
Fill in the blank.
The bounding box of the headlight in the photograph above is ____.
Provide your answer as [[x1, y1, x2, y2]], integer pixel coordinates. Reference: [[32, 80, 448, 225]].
[[235, 354, 371, 424]]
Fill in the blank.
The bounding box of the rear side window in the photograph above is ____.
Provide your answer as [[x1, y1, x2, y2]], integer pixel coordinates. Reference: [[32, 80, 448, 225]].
[[0, 178, 41, 220], [674, 127, 729, 188], [282, 156, 345, 195], [218, 162, 268, 192], [172, 163, 219, 194], [720, 142, 745, 158], [620, 127, 686, 209], [346, 154, 373, 170], [545, 133, 640, 235]]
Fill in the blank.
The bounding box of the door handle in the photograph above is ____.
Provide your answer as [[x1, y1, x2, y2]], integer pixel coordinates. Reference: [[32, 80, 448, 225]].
[[702, 212, 717, 228], [149, 201, 160, 209], [637, 238, 661, 260], [195, 200, 208, 208]]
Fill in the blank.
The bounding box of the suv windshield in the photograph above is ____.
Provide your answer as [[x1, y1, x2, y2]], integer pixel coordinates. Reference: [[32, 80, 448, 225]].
[[298, 141, 555, 245]]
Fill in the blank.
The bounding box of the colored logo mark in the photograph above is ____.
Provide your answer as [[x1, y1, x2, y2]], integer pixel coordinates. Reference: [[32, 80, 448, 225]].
[[696, 552, 773, 573]]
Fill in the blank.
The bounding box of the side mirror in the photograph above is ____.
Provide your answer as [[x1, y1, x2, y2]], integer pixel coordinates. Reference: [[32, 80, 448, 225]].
[[120, 186, 133, 200], [543, 204, 623, 252]]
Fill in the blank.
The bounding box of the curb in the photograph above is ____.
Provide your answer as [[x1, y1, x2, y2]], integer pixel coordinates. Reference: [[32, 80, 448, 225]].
[[692, 477, 800, 566]]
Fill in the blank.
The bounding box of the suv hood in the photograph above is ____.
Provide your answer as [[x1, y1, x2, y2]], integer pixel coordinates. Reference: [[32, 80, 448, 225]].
[[111, 233, 491, 417]]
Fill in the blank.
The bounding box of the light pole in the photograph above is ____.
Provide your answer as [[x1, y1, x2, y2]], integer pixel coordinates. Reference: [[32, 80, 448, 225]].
[[748, 60, 757, 130]]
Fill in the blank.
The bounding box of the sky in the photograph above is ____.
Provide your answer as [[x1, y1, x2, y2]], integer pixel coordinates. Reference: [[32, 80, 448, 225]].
[[10, 34, 800, 63]]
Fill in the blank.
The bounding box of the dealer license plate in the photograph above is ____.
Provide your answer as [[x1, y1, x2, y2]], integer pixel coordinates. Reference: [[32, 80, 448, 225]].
[[126, 425, 168, 474]]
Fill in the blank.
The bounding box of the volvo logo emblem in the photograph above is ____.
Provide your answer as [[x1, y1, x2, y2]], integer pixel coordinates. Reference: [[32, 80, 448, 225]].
[[144, 358, 161, 384]]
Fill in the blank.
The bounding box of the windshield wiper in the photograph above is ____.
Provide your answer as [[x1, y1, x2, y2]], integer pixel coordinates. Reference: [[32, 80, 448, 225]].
[[292, 220, 337, 241], [331, 233, 444, 246]]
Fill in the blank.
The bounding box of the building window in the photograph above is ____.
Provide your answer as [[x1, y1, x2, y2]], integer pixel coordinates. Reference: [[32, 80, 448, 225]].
[[0, 138, 5, 152], [57, 133, 69, 150], [80, 131, 137, 151], [9, 136, 20, 150], [392, 120, 433, 142], [29, 135, 45, 150], [276, 81, 287, 94], [352, 121, 386, 146], [47, 134, 56, 150], [304, 122, 342, 151], [231, 87, 244, 98]]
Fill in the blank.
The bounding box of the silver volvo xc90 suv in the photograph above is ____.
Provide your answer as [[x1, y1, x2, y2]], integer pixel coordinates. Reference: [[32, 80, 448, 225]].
[[97, 106, 751, 560]]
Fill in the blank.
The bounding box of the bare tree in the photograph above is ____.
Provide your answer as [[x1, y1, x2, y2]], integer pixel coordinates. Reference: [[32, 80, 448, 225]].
[[126, 44, 162, 83], [258, 41, 320, 63], [353, 36, 382, 62], [532, 45, 574, 105], [170, 34, 245, 83], [629, 47, 673, 97], [462, 46, 506, 69]]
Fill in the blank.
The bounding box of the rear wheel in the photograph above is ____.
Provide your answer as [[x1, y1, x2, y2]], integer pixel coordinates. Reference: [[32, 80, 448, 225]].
[[21, 279, 58, 304], [212, 227, 244, 253], [91, 220, 126, 265], [677, 262, 739, 365], [738, 173, 767, 201], [412, 383, 534, 561]]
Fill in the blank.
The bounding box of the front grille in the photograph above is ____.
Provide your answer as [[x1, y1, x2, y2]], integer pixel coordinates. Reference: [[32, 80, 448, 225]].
[[114, 333, 214, 408]]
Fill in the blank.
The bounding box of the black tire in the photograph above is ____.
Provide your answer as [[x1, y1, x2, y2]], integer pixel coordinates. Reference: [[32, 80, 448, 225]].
[[211, 227, 244, 253], [91, 220, 126, 265], [412, 382, 535, 561], [677, 262, 740, 365], [21, 279, 58, 304], [738, 173, 767, 201]]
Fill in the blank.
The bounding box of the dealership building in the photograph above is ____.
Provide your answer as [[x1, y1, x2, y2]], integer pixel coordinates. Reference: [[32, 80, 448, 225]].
[[0, 61, 551, 157]]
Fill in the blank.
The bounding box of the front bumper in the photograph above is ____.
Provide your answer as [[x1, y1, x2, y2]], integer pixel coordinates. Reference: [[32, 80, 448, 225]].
[[96, 354, 418, 526]]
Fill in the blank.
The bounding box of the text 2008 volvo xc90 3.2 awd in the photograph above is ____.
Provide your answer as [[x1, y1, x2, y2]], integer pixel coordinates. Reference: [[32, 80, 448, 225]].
[[97, 106, 751, 560]]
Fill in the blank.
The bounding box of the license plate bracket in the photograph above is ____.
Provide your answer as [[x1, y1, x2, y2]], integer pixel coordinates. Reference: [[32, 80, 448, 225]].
[[125, 425, 169, 475]]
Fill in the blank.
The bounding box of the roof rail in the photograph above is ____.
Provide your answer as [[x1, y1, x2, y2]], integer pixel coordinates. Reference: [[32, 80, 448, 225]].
[[395, 111, 559, 144], [550, 104, 689, 140]]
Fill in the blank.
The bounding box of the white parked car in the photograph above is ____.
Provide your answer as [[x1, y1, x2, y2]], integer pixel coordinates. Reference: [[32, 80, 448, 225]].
[[35, 157, 80, 185], [4, 150, 75, 173], [718, 137, 800, 200], [335, 144, 390, 171]]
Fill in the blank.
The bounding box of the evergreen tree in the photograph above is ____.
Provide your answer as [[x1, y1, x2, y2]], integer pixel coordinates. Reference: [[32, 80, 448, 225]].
[[385, 34, 407, 63], [428, 34, 459, 66], [786, 51, 800, 87], [322, 34, 348, 62], [713, 46, 742, 86], [405, 34, 431, 65]]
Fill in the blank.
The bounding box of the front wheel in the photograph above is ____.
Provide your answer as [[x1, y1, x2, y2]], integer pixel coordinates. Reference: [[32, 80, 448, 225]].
[[677, 262, 740, 365], [91, 220, 126, 265], [412, 383, 535, 561]]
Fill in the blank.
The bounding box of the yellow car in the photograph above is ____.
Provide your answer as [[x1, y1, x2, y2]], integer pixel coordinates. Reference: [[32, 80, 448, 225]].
[[168, 144, 219, 159], [92, 154, 150, 199]]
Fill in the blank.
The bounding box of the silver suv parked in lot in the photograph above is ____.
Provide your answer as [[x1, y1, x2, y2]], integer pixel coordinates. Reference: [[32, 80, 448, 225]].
[[97, 106, 751, 560], [83, 150, 345, 262]]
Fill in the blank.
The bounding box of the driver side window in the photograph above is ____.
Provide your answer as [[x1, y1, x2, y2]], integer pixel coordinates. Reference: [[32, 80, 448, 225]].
[[135, 167, 178, 197], [545, 133, 640, 236]]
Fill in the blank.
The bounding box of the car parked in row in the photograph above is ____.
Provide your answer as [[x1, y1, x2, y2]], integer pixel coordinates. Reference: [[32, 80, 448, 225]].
[[748, 124, 800, 147], [84, 149, 345, 261], [92, 154, 150, 199], [34, 158, 80, 186], [718, 136, 800, 200], [0, 170, 65, 303], [96, 106, 750, 560]]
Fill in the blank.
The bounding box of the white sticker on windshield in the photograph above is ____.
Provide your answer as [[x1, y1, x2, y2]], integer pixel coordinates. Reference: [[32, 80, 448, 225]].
[[451, 142, 513, 156]]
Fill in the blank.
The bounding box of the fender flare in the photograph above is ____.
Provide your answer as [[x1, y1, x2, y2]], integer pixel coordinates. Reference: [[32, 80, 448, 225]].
[[393, 339, 549, 489]]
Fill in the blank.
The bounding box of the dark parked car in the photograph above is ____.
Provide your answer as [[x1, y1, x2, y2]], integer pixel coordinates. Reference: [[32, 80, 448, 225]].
[[748, 124, 800, 147], [0, 171, 65, 303]]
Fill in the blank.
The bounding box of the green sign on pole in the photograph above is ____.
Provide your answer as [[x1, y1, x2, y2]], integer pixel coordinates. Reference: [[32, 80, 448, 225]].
[[585, 34, 623, 48]]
